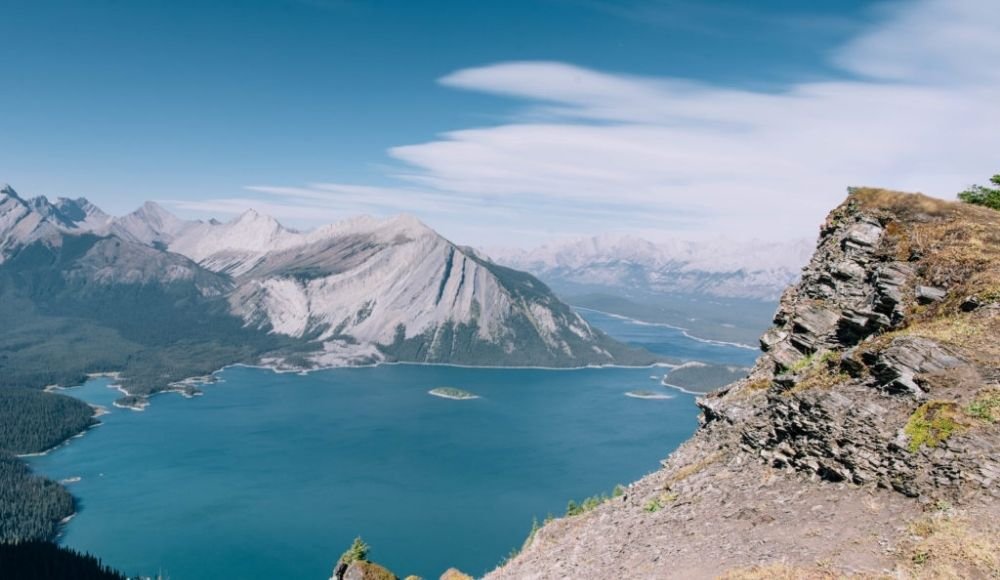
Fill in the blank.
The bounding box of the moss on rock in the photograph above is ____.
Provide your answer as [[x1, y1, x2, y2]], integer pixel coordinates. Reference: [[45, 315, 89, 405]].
[[904, 401, 964, 453]]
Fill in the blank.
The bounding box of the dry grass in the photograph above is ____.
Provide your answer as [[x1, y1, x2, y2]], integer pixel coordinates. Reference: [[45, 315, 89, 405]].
[[789, 370, 851, 395], [716, 562, 885, 580], [849, 187, 993, 224], [745, 377, 773, 391], [666, 451, 724, 486], [852, 188, 1000, 313], [898, 312, 1000, 367], [899, 514, 1000, 579], [718, 517, 1000, 580], [844, 189, 1000, 335], [784, 351, 851, 395], [967, 387, 1000, 423]]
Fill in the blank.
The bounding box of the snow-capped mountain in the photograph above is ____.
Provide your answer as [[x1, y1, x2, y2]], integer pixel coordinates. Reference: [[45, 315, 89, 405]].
[[486, 234, 814, 300], [163, 208, 633, 366], [0, 185, 646, 371]]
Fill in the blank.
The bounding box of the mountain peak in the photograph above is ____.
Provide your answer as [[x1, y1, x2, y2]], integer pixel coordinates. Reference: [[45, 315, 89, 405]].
[[137, 200, 170, 217], [109, 201, 190, 245], [0, 183, 22, 201], [382, 213, 436, 239], [129, 201, 185, 230], [233, 208, 277, 226]]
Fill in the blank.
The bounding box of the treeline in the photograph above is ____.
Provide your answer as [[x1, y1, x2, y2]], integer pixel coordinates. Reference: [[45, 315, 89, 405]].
[[0, 389, 97, 455], [0, 541, 125, 580], [0, 453, 74, 543]]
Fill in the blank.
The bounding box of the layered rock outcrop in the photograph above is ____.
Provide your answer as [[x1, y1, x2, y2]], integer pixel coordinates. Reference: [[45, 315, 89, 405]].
[[487, 188, 1000, 579]]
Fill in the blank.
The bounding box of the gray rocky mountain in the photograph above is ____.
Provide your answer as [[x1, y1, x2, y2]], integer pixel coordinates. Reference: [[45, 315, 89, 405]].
[[0, 185, 651, 408]]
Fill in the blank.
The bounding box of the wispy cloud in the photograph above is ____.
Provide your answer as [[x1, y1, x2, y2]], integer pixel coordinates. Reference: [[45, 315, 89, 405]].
[[176, 0, 1000, 247]]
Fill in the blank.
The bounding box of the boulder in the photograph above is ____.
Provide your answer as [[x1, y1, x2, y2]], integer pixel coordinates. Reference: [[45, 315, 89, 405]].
[[915, 285, 947, 304], [867, 336, 963, 397], [344, 561, 397, 580], [843, 221, 883, 249]]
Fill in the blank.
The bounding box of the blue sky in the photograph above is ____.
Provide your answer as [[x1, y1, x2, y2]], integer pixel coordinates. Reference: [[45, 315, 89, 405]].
[[2, 0, 998, 246]]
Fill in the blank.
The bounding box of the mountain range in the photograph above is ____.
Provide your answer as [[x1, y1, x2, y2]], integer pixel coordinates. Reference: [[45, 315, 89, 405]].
[[0, 184, 649, 405], [487, 234, 814, 301]]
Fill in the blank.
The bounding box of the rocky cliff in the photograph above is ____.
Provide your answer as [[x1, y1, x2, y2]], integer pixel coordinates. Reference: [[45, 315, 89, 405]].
[[486, 189, 1000, 579]]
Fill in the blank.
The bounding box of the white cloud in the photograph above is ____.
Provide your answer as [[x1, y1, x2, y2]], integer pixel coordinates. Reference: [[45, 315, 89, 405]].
[[191, 0, 1000, 247]]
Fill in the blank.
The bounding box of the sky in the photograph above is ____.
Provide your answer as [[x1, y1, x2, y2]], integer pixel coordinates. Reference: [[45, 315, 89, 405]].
[[1, 0, 998, 247]]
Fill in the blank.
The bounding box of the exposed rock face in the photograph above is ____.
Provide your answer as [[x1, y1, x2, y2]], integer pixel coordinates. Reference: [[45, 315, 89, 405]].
[[735, 191, 999, 495], [487, 189, 1000, 579]]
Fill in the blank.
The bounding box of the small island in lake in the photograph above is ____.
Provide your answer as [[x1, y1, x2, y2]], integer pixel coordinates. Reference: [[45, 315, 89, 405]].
[[625, 390, 673, 399], [428, 387, 480, 400]]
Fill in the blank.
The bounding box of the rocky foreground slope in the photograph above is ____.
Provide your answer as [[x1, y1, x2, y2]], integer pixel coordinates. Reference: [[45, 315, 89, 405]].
[[485, 189, 1000, 579]]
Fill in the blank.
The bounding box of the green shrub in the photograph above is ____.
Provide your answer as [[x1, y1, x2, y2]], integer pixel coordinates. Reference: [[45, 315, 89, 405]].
[[643, 498, 663, 513], [958, 174, 1000, 211], [339, 536, 370, 566]]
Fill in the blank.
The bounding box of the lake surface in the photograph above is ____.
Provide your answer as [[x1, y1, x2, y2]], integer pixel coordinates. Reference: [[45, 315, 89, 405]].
[[29, 312, 757, 579], [580, 308, 760, 366]]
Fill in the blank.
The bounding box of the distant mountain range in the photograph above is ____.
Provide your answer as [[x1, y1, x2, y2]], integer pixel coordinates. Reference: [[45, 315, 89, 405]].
[[0, 184, 649, 404], [487, 234, 814, 301]]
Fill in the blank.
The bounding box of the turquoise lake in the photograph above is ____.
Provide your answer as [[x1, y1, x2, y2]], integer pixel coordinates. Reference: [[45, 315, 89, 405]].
[[29, 310, 759, 579]]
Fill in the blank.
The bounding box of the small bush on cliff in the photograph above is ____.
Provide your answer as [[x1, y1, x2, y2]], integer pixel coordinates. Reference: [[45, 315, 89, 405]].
[[958, 174, 1000, 210], [566, 490, 614, 516], [340, 536, 370, 566]]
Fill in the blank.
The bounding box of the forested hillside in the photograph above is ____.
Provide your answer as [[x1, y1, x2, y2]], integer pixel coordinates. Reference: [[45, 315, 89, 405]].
[[0, 389, 97, 543], [0, 388, 97, 454], [0, 453, 75, 543]]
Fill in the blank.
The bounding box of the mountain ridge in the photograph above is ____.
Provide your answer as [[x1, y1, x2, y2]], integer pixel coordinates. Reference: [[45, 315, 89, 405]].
[[0, 184, 653, 409], [487, 233, 814, 301]]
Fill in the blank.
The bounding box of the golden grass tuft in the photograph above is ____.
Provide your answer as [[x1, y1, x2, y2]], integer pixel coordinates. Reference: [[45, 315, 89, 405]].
[[900, 514, 1000, 579], [716, 562, 867, 579], [667, 451, 724, 485], [897, 312, 1000, 368]]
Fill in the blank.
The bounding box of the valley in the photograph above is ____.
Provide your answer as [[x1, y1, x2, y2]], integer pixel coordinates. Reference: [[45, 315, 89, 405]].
[[24, 312, 751, 579]]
